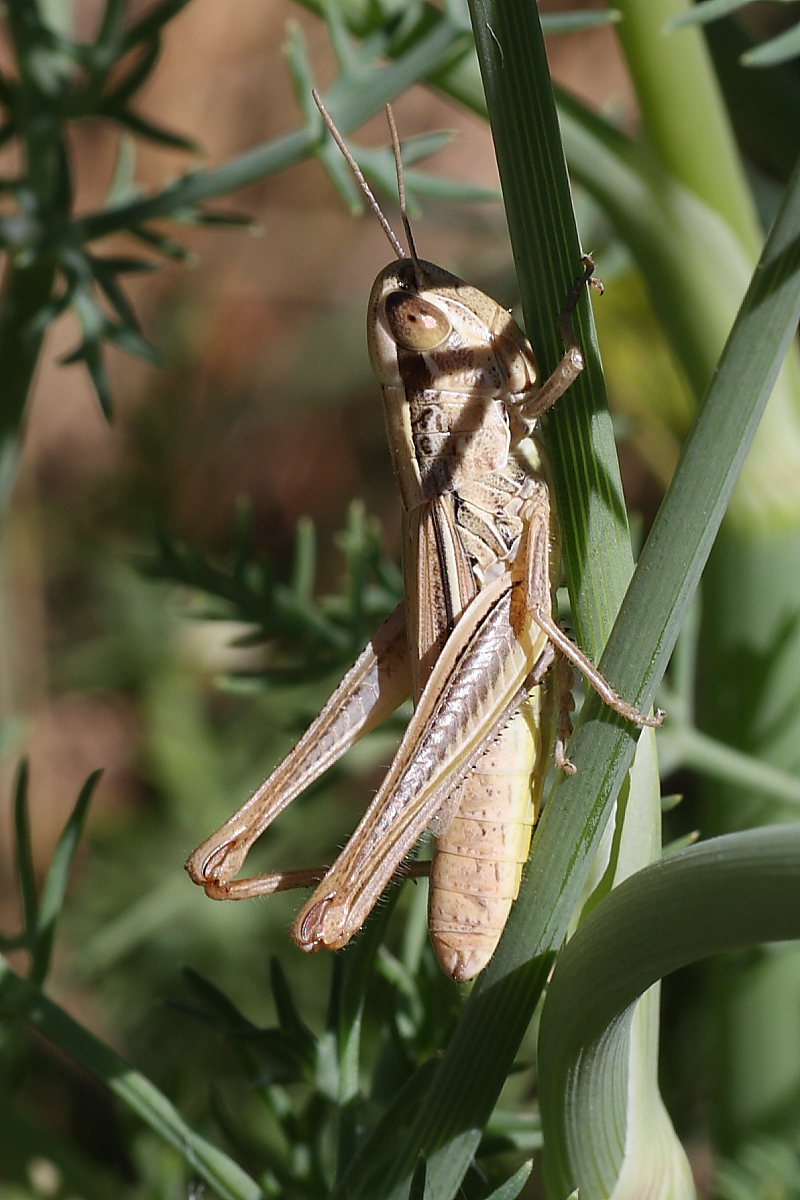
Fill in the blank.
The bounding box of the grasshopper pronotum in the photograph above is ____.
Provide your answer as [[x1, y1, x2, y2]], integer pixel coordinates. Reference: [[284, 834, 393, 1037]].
[[186, 94, 663, 981]]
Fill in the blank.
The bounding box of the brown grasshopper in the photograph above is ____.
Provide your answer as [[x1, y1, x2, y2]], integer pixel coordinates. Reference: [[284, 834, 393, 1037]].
[[185, 94, 663, 981]]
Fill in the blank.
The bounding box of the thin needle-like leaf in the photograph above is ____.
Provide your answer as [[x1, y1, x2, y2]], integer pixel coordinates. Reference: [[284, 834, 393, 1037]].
[[12, 761, 38, 936], [31, 770, 101, 986], [0, 955, 262, 1200]]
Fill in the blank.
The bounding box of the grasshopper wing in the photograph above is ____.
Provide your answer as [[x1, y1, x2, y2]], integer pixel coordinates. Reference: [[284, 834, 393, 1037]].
[[293, 571, 551, 954]]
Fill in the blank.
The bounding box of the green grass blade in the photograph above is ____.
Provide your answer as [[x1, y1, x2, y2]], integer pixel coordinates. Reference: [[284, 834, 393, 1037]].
[[534, 128, 800, 1200], [483, 1160, 533, 1200], [615, 0, 761, 257], [603, 151, 800, 708]]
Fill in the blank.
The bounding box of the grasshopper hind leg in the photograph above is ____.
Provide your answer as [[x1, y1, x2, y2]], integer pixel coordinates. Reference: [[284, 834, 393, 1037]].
[[185, 603, 410, 900]]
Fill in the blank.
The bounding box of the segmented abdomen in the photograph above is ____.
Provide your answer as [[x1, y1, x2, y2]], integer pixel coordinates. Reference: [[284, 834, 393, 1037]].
[[428, 686, 549, 982]]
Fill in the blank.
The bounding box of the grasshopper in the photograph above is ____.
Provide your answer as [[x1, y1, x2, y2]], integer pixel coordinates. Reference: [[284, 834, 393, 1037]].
[[186, 94, 663, 981]]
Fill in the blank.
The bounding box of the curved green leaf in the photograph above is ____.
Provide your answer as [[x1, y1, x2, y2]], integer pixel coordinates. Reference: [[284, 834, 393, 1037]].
[[539, 825, 800, 1197]]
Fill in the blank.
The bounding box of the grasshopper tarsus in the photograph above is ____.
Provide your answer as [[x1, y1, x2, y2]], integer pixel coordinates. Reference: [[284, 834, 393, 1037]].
[[522, 261, 600, 423], [554, 654, 576, 774], [557, 253, 598, 352], [195, 865, 331, 901], [554, 742, 577, 776]]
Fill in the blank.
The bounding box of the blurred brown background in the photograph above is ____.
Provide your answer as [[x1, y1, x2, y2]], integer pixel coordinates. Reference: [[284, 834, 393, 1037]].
[[0, 0, 640, 898]]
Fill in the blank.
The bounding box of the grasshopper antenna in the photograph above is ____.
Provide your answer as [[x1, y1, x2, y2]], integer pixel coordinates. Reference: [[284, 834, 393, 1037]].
[[384, 103, 423, 288], [312, 90, 419, 275]]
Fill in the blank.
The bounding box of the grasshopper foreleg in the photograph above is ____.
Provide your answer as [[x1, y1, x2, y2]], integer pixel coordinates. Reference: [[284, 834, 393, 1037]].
[[519, 255, 598, 424]]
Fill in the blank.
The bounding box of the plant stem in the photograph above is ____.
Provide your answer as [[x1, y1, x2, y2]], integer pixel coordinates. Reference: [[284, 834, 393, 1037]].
[[615, 0, 761, 256]]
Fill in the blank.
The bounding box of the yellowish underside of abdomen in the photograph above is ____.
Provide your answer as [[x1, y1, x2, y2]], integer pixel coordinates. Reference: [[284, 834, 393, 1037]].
[[428, 689, 548, 982]]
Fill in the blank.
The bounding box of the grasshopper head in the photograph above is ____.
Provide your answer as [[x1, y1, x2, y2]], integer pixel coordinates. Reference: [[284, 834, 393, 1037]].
[[309, 93, 538, 402], [367, 258, 539, 398]]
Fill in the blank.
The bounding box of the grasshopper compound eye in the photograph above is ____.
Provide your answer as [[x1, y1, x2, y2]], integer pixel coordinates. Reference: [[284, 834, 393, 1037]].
[[383, 292, 451, 351]]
